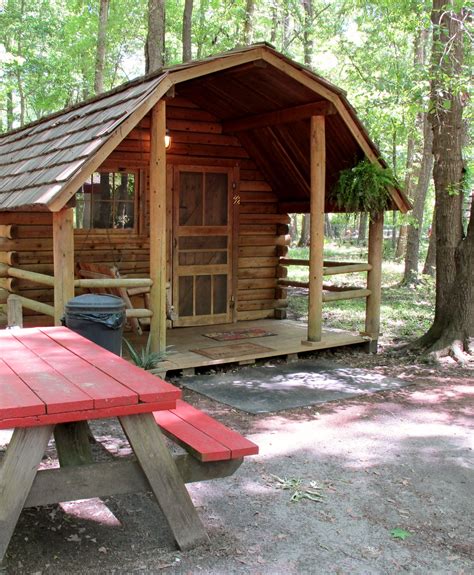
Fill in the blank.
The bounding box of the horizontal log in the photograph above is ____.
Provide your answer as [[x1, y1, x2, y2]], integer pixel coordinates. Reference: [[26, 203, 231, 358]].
[[323, 288, 371, 302], [239, 181, 273, 192], [278, 279, 309, 289], [24, 456, 243, 508], [239, 224, 277, 236], [238, 245, 276, 257], [237, 309, 275, 321], [238, 288, 276, 301], [13, 295, 55, 317], [0, 277, 15, 291], [239, 204, 277, 214], [74, 278, 153, 289], [240, 213, 290, 224], [238, 267, 276, 279], [125, 308, 153, 319], [0, 212, 53, 225], [238, 278, 277, 290], [0, 251, 17, 265], [0, 224, 15, 239], [279, 259, 372, 275], [7, 266, 55, 286], [324, 263, 372, 275], [238, 256, 279, 268], [223, 101, 336, 132]]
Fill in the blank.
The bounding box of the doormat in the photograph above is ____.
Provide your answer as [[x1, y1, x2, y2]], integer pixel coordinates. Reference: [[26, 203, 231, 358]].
[[203, 328, 276, 341], [191, 342, 274, 360], [181, 359, 413, 414]]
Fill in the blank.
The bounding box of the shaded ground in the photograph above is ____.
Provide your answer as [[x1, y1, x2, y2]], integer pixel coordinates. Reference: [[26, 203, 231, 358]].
[[1, 350, 473, 575]]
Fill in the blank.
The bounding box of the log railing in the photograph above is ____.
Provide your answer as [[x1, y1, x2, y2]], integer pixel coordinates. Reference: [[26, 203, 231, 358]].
[[1, 264, 153, 323], [278, 258, 372, 302]]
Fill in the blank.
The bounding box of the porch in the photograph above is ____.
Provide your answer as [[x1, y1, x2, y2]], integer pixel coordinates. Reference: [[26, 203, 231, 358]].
[[126, 319, 369, 375]]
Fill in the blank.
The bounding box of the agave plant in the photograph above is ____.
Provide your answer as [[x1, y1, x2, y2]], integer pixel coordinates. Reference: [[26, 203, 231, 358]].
[[122, 334, 167, 370]]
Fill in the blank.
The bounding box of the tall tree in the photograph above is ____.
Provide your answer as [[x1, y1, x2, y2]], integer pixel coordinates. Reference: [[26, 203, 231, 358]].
[[146, 0, 165, 73], [182, 0, 193, 62], [242, 0, 255, 45], [94, 0, 110, 94], [415, 0, 472, 361], [403, 113, 433, 284]]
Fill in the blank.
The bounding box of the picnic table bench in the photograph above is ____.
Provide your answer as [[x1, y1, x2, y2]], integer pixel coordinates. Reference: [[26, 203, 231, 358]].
[[0, 326, 258, 566]]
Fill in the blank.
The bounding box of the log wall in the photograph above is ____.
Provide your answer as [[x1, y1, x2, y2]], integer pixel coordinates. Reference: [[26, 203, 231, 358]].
[[0, 96, 288, 327]]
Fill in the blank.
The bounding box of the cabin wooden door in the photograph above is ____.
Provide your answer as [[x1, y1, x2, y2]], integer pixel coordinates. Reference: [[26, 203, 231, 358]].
[[172, 166, 233, 327]]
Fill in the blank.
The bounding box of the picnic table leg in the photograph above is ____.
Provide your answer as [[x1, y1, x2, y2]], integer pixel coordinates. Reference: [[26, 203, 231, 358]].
[[0, 425, 54, 565], [119, 413, 209, 550], [54, 422, 94, 466]]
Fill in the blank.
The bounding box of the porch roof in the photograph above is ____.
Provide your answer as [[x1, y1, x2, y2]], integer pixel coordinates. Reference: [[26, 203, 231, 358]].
[[0, 44, 410, 214]]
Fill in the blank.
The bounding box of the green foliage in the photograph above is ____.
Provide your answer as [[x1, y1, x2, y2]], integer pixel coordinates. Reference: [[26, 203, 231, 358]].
[[332, 159, 397, 215], [123, 334, 167, 370], [390, 528, 412, 540]]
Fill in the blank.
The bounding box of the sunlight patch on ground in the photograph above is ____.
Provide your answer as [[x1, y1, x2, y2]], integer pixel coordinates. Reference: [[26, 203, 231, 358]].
[[60, 498, 122, 527]]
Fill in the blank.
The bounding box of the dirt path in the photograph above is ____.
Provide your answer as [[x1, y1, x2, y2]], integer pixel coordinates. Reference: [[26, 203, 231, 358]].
[[2, 360, 473, 574]]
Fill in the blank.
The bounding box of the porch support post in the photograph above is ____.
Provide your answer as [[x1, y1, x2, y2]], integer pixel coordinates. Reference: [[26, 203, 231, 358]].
[[365, 212, 384, 352], [53, 207, 75, 325], [149, 99, 167, 353], [306, 115, 326, 342]]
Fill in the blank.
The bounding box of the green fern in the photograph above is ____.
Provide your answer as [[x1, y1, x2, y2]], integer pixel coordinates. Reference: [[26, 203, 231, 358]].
[[333, 159, 397, 215], [123, 334, 167, 370]]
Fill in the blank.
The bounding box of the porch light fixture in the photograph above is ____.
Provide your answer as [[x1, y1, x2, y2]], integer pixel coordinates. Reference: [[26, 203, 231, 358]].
[[165, 129, 171, 149]]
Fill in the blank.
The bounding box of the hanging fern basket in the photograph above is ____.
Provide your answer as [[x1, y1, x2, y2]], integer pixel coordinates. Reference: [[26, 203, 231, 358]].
[[332, 159, 397, 216]]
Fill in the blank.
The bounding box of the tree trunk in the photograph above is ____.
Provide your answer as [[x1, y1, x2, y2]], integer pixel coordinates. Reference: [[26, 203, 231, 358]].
[[302, 0, 313, 67], [403, 113, 433, 284], [415, 1, 472, 361], [324, 214, 333, 238], [94, 0, 110, 94], [423, 208, 436, 276], [289, 214, 298, 244], [146, 0, 166, 73], [358, 212, 368, 244], [298, 214, 310, 247], [397, 28, 430, 261], [182, 0, 193, 63], [242, 0, 255, 45]]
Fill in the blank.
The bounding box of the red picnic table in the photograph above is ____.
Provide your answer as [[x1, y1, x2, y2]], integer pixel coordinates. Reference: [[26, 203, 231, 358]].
[[0, 326, 258, 565]]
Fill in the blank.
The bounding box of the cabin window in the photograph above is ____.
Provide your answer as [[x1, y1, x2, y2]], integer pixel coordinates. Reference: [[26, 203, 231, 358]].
[[74, 171, 136, 230]]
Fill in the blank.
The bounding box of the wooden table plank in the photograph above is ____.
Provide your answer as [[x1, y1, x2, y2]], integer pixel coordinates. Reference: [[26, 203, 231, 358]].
[[14, 329, 138, 409], [167, 400, 259, 459], [40, 327, 181, 404], [0, 398, 177, 430], [153, 408, 231, 462], [0, 331, 94, 414], [0, 358, 46, 419]]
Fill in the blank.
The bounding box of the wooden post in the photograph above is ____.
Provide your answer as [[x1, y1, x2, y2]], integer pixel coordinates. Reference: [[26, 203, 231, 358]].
[[7, 294, 23, 328], [53, 208, 75, 325], [306, 115, 326, 342], [365, 212, 384, 352], [149, 100, 167, 353]]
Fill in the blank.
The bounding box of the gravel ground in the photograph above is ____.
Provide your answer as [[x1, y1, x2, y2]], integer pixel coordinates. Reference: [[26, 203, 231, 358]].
[[1, 354, 473, 575]]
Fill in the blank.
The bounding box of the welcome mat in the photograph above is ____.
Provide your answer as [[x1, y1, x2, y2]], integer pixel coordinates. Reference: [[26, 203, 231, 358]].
[[181, 359, 412, 414], [203, 328, 277, 341], [191, 342, 274, 360]]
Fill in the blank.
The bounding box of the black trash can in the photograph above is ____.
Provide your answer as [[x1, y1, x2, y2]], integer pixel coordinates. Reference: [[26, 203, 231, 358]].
[[64, 294, 126, 356]]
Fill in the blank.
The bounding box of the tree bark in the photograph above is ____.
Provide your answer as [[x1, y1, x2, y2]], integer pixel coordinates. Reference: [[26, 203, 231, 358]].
[[298, 214, 310, 247], [415, 1, 472, 361], [182, 0, 193, 63], [94, 0, 110, 94], [146, 0, 166, 73], [423, 208, 436, 276], [358, 212, 368, 244], [403, 113, 433, 284], [302, 0, 313, 67], [242, 0, 255, 45]]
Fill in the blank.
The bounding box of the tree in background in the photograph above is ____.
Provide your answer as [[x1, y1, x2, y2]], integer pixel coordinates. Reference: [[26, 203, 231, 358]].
[[182, 0, 193, 62], [146, 0, 166, 73], [414, 0, 472, 362], [94, 0, 110, 94]]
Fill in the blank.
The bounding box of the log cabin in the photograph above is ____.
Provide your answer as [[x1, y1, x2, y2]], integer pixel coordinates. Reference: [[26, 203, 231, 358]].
[[0, 44, 410, 372]]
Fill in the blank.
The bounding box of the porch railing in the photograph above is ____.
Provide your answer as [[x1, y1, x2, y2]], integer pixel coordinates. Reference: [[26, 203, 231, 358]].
[[1, 264, 152, 325], [278, 258, 372, 302]]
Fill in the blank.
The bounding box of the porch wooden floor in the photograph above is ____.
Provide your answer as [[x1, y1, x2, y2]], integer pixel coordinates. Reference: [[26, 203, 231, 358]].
[[126, 320, 369, 375]]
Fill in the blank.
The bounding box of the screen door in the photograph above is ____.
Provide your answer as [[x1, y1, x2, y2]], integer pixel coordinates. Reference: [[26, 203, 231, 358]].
[[172, 167, 233, 327]]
